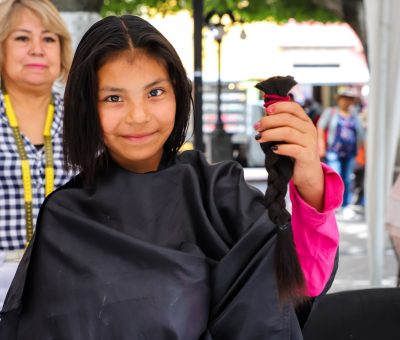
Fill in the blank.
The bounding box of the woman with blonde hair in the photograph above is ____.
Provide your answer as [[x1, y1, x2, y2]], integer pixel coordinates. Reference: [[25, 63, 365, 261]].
[[0, 0, 73, 308]]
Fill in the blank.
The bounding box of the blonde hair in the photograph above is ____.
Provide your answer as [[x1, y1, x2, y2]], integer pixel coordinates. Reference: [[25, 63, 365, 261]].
[[0, 0, 72, 83]]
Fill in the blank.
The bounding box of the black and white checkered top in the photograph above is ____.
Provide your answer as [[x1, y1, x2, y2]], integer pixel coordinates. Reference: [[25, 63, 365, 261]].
[[0, 89, 73, 250]]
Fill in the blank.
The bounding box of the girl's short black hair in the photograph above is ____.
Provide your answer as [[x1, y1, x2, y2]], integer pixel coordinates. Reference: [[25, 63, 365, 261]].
[[63, 15, 192, 178]]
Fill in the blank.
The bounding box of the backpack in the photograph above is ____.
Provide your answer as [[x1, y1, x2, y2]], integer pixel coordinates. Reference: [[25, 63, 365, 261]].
[[329, 115, 357, 159]]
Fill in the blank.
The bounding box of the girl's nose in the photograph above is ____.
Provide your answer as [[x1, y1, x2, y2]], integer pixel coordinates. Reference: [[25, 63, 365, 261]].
[[125, 102, 150, 124]]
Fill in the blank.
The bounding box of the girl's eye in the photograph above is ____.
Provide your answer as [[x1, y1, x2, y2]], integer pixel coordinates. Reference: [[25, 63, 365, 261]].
[[149, 89, 164, 97], [106, 95, 122, 102]]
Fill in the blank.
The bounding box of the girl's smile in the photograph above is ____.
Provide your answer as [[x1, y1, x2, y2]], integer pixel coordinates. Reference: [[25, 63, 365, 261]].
[[121, 131, 157, 143]]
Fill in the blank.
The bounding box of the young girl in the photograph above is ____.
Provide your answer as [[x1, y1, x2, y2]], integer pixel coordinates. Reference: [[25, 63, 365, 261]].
[[0, 15, 343, 339]]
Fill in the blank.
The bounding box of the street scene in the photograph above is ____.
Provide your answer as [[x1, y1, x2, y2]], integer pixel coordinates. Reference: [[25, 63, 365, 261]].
[[332, 214, 397, 292]]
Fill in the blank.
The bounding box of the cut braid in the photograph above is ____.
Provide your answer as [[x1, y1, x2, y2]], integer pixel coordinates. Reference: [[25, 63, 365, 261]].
[[255, 76, 306, 303]]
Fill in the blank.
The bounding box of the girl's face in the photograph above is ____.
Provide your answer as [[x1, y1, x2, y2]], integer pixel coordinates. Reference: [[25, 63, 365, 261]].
[[97, 50, 176, 173], [2, 7, 61, 91]]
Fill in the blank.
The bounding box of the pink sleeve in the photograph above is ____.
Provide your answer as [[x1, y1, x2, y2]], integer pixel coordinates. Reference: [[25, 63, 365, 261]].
[[289, 163, 343, 297]]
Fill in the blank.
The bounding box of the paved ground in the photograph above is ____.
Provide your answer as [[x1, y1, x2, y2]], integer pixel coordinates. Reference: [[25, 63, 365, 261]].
[[330, 209, 398, 292]]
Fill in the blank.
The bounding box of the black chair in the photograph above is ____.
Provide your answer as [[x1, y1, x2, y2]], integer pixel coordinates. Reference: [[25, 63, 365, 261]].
[[302, 288, 400, 340]]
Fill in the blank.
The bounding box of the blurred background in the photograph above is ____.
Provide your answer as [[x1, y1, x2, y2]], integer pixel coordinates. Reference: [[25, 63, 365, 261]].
[[51, 0, 400, 293]]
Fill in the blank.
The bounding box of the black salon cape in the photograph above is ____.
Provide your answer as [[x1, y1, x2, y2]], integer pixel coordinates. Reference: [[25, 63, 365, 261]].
[[0, 150, 302, 339]]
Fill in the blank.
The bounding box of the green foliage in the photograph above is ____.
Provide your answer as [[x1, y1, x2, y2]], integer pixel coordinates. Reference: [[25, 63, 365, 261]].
[[101, 0, 339, 23], [101, 0, 188, 17]]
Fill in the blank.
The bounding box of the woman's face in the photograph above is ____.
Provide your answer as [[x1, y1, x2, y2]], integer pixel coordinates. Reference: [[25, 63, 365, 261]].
[[2, 7, 61, 91], [337, 96, 356, 112], [97, 50, 176, 173]]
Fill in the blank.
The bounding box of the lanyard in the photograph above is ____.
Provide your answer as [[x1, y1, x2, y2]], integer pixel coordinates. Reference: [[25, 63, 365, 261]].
[[4, 94, 55, 245]]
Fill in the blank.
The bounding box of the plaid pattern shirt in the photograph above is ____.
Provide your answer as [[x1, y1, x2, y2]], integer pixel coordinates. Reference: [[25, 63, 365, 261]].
[[0, 89, 73, 250]]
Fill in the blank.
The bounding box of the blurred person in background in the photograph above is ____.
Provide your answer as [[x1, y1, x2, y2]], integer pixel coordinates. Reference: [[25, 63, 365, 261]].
[[303, 97, 322, 126], [0, 0, 73, 309], [352, 103, 367, 210], [317, 87, 365, 218]]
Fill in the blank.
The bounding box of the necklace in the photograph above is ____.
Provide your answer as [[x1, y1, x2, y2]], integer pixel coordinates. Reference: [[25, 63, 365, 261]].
[[4, 93, 55, 245]]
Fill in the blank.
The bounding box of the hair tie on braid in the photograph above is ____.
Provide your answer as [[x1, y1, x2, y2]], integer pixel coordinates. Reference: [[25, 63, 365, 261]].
[[278, 222, 289, 231], [255, 75, 306, 303], [263, 94, 291, 107]]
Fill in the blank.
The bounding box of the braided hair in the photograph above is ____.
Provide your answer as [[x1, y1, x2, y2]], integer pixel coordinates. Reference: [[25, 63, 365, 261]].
[[255, 76, 306, 303]]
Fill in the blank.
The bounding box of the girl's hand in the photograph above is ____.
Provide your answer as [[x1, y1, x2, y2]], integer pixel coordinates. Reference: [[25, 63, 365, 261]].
[[254, 101, 324, 211]]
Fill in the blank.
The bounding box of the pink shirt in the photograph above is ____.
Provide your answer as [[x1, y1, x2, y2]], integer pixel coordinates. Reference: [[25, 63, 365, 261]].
[[290, 163, 343, 297]]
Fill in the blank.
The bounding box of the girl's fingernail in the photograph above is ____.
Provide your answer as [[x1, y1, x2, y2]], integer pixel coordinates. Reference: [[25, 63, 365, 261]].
[[255, 133, 261, 140], [253, 121, 261, 130], [266, 105, 275, 114], [271, 145, 278, 151]]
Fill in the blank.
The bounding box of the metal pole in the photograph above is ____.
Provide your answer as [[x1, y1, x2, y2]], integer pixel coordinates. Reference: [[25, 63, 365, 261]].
[[193, 0, 204, 151], [216, 37, 222, 127], [366, 0, 390, 287], [210, 25, 231, 163]]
